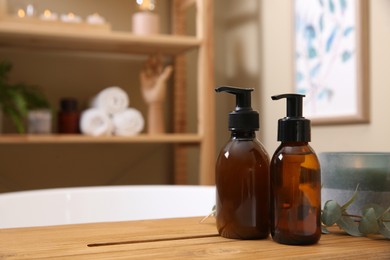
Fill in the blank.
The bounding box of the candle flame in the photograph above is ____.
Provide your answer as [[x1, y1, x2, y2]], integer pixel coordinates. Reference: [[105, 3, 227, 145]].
[[136, 0, 155, 11], [43, 9, 51, 17], [17, 9, 26, 18]]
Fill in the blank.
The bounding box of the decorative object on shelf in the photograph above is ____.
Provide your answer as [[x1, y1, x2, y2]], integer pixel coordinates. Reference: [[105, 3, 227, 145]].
[[82, 86, 144, 136], [58, 97, 80, 134], [39, 9, 58, 21], [27, 109, 52, 134], [60, 12, 82, 23], [132, 0, 159, 35], [92, 86, 129, 115], [112, 108, 144, 136], [86, 13, 106, 25], [0, 60, 50, 133], [80, 108, 113, 136], [14, 4, 36, 18], [25, 4, 35, 17], [140, 55, 172, 134], [0, 2, 111, 31]]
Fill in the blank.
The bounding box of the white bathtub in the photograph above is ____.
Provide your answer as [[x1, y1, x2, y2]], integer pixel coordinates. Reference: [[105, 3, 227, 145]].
[[0, 185, 216, 228]]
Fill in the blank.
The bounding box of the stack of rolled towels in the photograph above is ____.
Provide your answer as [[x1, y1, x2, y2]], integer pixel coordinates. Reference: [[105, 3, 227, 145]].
[[80, 86, 144, 136]]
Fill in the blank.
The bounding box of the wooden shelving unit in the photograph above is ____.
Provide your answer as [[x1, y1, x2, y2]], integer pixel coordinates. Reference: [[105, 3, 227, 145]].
[[0, 22, 201, 55], [0, 134, 202, 144], [0, 0, 215, 185]]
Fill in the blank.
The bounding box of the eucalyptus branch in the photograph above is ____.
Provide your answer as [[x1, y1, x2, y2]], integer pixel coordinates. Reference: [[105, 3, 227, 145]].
[[343, 214, 362, 219], [322, 185, 390, 239]]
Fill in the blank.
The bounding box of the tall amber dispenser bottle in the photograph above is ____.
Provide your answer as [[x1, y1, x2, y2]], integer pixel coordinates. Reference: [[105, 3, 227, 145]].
[[270, 94, 321, 245], [215, 86, 270, 240]]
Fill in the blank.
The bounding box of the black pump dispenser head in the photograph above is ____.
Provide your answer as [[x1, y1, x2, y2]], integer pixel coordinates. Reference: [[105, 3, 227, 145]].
[[271, 93, 310, 142], [216, 86, 259, 131]]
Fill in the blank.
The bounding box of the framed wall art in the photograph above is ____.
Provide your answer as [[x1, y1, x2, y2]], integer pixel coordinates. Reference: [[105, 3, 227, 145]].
[[293, 0, 369, 125]]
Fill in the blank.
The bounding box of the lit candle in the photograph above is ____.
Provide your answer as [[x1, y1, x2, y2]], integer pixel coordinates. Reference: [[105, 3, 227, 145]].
[[136, 0, 155, 11], [17, 9, 26, 18], [39, 9, 58, 21], [60, 12, 82, 23], [132, 0, 159, 35], [86, 13, 106, 25]]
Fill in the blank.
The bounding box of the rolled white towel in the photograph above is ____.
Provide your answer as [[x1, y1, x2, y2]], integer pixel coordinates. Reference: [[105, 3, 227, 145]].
[[80, 108, 113, 136], [112, 108, 145, 136], [92, 86, 129, 115]]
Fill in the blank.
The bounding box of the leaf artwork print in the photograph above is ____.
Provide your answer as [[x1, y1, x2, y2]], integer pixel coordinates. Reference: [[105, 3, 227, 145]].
[[295, 0, 358, 118]]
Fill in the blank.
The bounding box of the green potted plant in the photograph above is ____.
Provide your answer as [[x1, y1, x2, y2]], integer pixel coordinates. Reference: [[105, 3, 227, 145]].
[[0, 60, 50, 133]]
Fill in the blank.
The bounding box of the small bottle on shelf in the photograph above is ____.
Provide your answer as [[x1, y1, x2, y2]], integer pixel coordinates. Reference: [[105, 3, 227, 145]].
[[58, 98, 80, 134]]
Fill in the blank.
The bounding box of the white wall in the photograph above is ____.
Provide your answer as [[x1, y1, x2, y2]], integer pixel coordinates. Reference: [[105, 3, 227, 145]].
[[215, 0, 390, 156]]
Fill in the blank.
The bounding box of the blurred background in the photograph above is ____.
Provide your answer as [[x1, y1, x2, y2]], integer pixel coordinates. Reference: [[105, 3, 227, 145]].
[[0, 0, 388, 192]]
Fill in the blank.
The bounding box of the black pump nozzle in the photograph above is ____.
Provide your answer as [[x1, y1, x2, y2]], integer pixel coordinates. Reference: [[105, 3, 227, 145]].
[[271, 94, 304, 118], [271, 93, 310, 142], [216, 86, 259, 131], [216, 86, 253, 111]]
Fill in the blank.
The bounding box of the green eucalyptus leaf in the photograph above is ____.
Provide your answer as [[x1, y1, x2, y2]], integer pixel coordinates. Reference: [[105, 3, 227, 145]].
[[383, 222, 390, 233], [321, 225, 330, 234], [359, 208, 380, 235], [378, 206, 390, 232], [322, 200, 342, 226], [362, 204, 385, 217], [380, 206, 390, 220], [200, 205, 216, 223], [337, 215, 362, 236], [378, 222, 390, 239], [341, 184, 360, 210]]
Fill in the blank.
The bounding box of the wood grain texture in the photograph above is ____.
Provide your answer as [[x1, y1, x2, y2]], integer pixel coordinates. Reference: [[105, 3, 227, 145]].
[[172, 0, 189, 184], [0, 217, 389, 259], [197, 0, 216, 185]]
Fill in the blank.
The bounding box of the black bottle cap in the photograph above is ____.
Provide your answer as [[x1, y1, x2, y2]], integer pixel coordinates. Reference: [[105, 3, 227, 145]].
[[216, 86, 259, 131], [271, 93, 310, 142], [60, 98, 78, 112]]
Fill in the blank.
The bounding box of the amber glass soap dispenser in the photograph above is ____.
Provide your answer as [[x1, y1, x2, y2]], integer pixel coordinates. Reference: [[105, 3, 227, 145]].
[[270, 94, 321, 245], [215, 86, 270, 240]]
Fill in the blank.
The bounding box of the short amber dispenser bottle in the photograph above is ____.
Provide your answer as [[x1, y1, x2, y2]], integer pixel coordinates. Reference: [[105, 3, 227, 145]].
[[58, 98, 80, 134], [215, 86, 270, 240], [270, 94, 321, 245]]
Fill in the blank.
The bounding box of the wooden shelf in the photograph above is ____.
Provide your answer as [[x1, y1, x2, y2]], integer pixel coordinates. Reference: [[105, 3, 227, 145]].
[[0, 133, 203, 144], [0, 0, 215, 185], [0, 21, 201, 56]]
